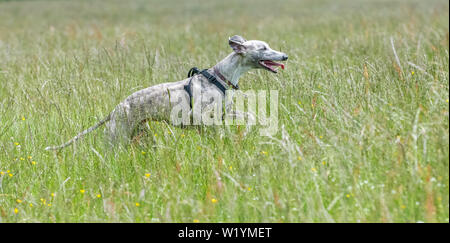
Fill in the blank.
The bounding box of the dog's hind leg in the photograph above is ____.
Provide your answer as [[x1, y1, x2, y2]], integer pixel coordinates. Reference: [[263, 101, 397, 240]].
[[104, 118, 133, 148], [103, 104, 136, 149]]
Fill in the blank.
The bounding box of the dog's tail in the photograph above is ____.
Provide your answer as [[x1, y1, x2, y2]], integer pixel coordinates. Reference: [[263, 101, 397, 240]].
[[45, 114, 111, 151]]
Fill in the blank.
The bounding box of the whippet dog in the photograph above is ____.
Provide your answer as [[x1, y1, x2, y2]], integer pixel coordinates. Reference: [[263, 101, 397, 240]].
[[45, 35, 288, 150]]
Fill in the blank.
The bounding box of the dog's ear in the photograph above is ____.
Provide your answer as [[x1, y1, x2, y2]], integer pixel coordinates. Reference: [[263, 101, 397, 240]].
[[229, 35, 247, 54]]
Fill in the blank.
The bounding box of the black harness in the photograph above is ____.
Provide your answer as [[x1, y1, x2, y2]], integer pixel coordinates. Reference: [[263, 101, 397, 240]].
[[184, 67, 239, 108]]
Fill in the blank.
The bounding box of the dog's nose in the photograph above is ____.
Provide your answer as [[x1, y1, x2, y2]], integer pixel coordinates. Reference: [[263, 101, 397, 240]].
[[282, 55, 288, 61]]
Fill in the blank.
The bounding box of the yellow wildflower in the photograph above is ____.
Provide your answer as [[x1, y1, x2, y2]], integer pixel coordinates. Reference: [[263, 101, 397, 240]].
[[311, 168, 317, 172], [135, 202, 140, 207], [14, 142, 19, 146], [8, 173, 13, 177], [211, 198, 218, 204], [400, 205, 406, 209], [141, 151, 146, 155], [193, 219, 200, 223], [346, 194, 351, 198], [21, 117, 26, 121], [97, 194, 101, 198], [29, 203, 33, 207], [80, 189, 85, 194], [16, 199, 22, 203], [31, 161, 36, 165], [51, 193, 55, 197], [145, 173, 151, 178], [297, 156, 302, 161], [229, 166, 233, 171], [14, 208, 18, 214]]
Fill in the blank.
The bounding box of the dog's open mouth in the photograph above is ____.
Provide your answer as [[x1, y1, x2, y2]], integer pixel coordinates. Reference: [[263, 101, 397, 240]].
[[259, 60, 285, 73]]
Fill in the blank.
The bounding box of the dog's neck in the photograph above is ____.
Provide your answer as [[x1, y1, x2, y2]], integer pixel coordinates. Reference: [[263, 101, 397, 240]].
[[213, 52, 252, 86]]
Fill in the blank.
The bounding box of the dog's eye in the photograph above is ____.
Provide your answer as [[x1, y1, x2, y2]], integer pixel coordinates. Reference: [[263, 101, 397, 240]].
[[262, 46, 267, 51]]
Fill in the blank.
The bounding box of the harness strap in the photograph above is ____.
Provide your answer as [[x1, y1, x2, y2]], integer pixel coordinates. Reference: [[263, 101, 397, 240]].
[[187, 67, 200, 78], [184, 67, 199, 108], [199, 69, 227, 94], [184, 67, 238, 109]]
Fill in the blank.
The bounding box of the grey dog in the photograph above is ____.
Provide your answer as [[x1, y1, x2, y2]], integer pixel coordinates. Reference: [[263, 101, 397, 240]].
[[45, 35, 288, 150]]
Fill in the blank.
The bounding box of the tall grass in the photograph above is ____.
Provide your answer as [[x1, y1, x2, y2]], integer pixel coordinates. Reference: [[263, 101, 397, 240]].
[[0, 0, 448, 222]]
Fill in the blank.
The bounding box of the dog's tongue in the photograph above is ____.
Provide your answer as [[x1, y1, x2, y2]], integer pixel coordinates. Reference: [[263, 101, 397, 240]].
[[263, 60, 285, 70]]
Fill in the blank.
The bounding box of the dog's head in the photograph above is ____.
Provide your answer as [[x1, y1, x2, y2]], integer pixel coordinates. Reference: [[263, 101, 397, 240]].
[[228, 35, 288, 73]]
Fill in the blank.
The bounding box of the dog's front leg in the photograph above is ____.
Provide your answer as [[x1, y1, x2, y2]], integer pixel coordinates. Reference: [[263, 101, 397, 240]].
[[223, 90, 256, 136], [224, 109, 256, 137]]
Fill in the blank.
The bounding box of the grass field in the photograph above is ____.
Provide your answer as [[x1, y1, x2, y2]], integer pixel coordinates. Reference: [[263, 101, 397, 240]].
[[0, 0, 448, 222]]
